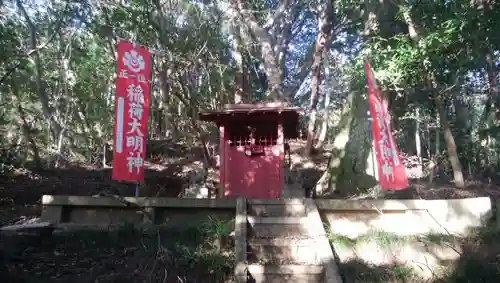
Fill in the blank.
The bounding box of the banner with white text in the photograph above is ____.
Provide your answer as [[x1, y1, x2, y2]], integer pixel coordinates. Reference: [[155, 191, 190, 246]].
[[365, 62, 408, 190], [112, 40, 151, 182]]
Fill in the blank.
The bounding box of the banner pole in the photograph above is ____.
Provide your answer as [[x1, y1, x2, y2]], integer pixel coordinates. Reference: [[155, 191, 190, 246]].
[[368, 112, 381, 199], [373, 141, 383, 199], [135, 182, 140, 198]]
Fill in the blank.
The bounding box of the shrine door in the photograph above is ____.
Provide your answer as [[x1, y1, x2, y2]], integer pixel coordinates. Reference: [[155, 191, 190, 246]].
[[223, 124, 282, 198]]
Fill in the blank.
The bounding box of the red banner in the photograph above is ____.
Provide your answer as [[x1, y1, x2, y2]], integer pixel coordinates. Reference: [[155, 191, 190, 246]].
[[365, 62, 408, 190], [112, 40, 151, 182]]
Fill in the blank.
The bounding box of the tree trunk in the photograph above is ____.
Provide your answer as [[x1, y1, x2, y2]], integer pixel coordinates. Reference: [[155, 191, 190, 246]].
[[436, 98, 465, 188], [482, 53, 499, 171], [232, 27, 247, 104], [315, 91, 354, 196], [228, 0, 311, 101], [304, 0, 334, 156], [16, 0, 64, 141], [401, 5, 465, 188], [316, 49, 331, 149], [485, 53, 499, 123], [12, 79, 42, 168], [16, 104, 42, 168], [316, 94, 330, 149], [429, 110, 439, 183]]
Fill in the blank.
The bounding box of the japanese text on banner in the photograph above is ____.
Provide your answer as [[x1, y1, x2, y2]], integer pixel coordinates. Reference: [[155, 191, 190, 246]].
[[365, 62, 408, 190], [112, 41, 151, 182]]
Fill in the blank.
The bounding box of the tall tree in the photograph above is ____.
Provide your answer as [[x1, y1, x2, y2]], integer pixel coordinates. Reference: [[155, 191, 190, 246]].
[[304, 0, 335, 156]]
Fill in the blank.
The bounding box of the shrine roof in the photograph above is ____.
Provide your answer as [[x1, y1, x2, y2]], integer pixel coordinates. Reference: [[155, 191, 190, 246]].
[[199, 103, 302, 122]]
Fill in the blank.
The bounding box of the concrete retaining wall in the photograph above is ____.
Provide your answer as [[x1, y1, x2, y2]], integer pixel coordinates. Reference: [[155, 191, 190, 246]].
[[41, 195, 492, 236], [40, 195, 494, 280], [315, 197, 493, 279], [317, 197, 492, 237], [41, 195, 236, 227], [333, 238, 462, 279]]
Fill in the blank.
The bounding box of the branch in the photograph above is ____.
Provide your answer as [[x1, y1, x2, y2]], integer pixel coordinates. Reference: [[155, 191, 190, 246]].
[[236, 11, 276, 56], [230, 0, 286, 100], [283, 42, 315, 93], [262, 0, 294, 30], [17, 0, 67, 53], [283, 24, 344, 97], [276, 3, 305, 76], [100, 5, 117, 59], [0, 1, 69, 86]]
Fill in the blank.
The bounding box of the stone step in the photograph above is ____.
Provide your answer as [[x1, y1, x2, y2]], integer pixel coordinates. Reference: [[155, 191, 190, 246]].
[[248, 264, 324, 273], [248, 222, 309, 239], [249, 237, 319, 247], [247, 216, 309, 239], [247, 216, 324, 239], [248, 203, 307, 217], [247, 199, 305, 205], [248, 239, 321, 265], [247, 264, 324, 283], [0, 222, 54, 236], [248, 273, 325, 283], [247, 216, 307, 225], [247, 199, 307, 218]]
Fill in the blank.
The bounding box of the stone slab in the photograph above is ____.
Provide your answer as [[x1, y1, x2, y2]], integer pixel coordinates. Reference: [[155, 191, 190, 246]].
[[249, 273, 324, 283], [248, 264, 324, 274], [248, 199, 305, 205], [247, 216, 307, 225], [304, 198, 343, 283], [42, 195, 236, 208], [315, 197, 491, 212], [248, 203, 307, 217]]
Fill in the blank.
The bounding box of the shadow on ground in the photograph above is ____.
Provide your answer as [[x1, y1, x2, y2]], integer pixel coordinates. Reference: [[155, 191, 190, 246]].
[[333, 224, 500, 283], [0, 222, 234, 282]]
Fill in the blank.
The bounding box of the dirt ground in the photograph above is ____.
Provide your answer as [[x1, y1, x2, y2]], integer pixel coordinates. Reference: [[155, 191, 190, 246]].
[[0, 140, 202, 225], [1, 164, 498, 283], [1, 152, 499, 225], [0, 140, 233, 283], [0, 166, 186, 225], [0, 226, 234, 283]]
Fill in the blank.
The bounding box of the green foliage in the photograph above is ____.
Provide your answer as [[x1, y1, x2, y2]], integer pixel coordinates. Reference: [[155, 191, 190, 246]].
[[0, 0, 500, 180], [336, 0, 500, 177], [0, 0, 240, 167]]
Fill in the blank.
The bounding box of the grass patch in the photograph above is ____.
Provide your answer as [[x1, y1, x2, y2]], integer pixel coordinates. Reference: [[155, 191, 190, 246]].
[[327, 229, 411, 248], [340, 260, 423, 283], [325, 222, 500, 283], [325, 221, 460, 249]]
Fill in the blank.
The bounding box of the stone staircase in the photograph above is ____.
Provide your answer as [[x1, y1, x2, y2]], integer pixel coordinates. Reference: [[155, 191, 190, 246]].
[[234, 198, 342, 283]]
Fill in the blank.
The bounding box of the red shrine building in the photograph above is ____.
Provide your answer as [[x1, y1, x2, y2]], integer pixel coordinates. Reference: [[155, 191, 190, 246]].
[[199, 103, 301, 199]]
